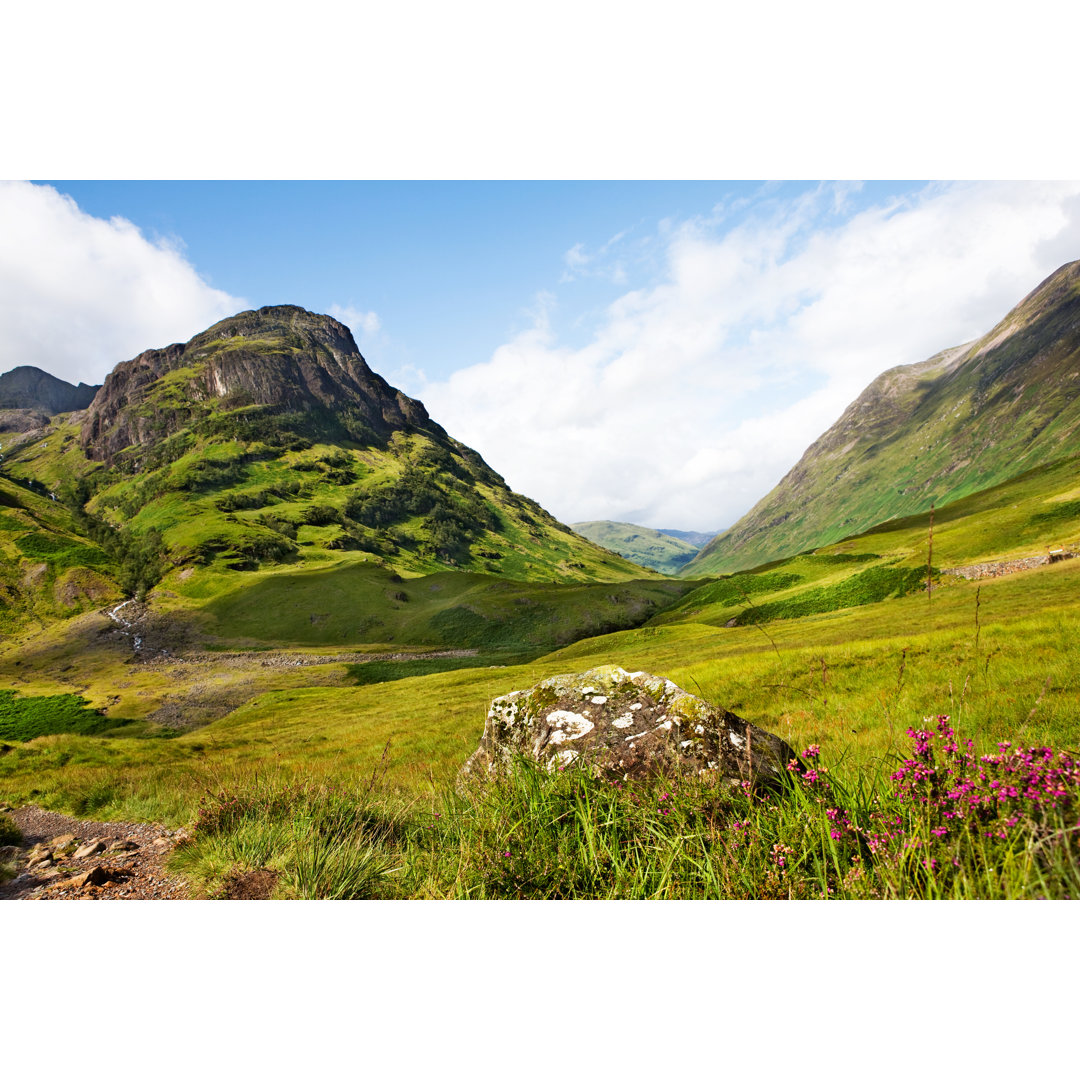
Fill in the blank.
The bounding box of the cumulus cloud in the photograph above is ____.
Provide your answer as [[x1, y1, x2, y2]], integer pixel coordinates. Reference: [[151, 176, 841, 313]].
[[421, 181, 1080, 531], [0, 181, 243, 385]]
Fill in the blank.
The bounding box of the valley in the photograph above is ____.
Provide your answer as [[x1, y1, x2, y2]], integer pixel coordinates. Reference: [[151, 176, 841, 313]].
[[2, 270, 1080, 900]]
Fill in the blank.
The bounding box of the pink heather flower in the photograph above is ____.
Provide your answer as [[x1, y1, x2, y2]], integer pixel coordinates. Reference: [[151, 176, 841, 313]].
[[804, 744, 821, 759], [502, 851, 510, 857]]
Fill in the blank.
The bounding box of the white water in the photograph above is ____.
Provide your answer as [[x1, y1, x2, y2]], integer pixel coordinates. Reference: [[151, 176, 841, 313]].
[[106, 599, 144, 652]]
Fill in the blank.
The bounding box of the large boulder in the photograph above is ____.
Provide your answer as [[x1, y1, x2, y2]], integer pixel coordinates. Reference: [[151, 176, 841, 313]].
[[460, 665, 796, 788]]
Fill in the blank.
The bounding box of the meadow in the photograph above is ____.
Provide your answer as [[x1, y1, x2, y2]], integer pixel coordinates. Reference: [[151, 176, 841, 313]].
[[2, 455, 1079, 899]]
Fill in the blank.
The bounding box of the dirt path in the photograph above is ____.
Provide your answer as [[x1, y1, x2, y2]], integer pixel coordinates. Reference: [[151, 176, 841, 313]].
[[0, 805, 189, 900]]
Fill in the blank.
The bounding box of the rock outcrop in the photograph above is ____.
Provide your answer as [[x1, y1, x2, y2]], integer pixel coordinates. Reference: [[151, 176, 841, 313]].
[[79, 305, 444, 461], [460, 665, 796, 787]]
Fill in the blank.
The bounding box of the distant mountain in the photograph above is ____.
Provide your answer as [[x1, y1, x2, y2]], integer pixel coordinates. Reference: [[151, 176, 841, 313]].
[[2, 305, 649, 586], [572, 520, 702, 575], [0, 366, 100, 435], [686, 260, 1080, 576], [656, 528, 715, 548]]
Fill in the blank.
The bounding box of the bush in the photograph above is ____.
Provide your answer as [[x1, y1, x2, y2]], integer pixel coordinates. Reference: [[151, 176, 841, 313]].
[[0, 812, 22, 846]]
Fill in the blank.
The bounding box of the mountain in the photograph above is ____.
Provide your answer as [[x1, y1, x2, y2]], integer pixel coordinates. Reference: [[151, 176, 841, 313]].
[[0, 366, 100, 436], [1, 306, 648, 595], [686, 260, 1080, 576], [656, 528, 715, 548], [0, 366, 99, 414], [572, 520, 702, 575], [79, 306, 433, 462]]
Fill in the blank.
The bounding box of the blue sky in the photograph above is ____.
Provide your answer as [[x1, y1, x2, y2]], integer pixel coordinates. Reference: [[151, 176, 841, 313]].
[[43, 180, 921, 378], [4, 179, 1080, 531]]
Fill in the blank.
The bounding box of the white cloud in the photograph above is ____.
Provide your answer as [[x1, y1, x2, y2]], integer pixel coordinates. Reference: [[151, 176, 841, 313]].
[[0, 181, 244, 385], [327, 304, 382, 340], [560, 228, 632, 284], [420, 181, 1080, 531]]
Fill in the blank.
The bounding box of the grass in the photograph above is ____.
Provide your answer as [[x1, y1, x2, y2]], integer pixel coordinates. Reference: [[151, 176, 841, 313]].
[[162, 720, 1079, 899], [1, 443, 1079, 898], [0, 689, 128, 741], [197, 561, 696, 651]]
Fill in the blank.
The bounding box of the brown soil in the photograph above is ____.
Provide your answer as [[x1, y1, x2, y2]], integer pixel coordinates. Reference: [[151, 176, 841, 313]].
[[221, 868, 279, 900], [0, 805, 190, 900]]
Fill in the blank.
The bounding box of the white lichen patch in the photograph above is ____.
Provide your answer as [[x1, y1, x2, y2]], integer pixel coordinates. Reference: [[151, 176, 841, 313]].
[[630, 703, 643, 711], [655, 720, 673, 732], [546, 710, 595, 744], [580, 686, 598, 695], [548, 749, 579, 770], [680, 740, 694, 749], [728, 730, 745, 749], [694, 724, 705, 735], [612, 715, 635, 729], [590, 695, 608, 705]]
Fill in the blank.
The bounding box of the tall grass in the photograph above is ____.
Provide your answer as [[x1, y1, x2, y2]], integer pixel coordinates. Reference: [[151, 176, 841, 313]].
[[166, 716, 1079, 900]]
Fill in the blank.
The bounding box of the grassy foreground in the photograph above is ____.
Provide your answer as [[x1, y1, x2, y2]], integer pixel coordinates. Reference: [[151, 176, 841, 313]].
[[2, 555, 1078, 898], [2, 454, 1079, 898], [163, 721, 1079, 899]]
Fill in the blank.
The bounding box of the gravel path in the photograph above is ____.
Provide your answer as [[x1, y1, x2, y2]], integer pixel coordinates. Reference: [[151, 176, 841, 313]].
[[0, 806, 190, 900]]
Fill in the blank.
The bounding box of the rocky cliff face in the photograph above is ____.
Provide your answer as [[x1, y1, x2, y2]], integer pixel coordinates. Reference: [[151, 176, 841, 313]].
[[687, 260, 1080, 576], [0, 366, 99, 414], [80, 305, 441, 461]]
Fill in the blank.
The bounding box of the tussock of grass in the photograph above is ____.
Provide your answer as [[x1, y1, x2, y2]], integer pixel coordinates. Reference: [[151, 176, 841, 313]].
[[171, 767, 404, 899]]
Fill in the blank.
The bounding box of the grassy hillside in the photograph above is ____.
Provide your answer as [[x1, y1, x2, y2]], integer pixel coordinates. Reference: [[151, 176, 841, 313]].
[[0, 473, 121, 633], [689, 261, 1080, 575], [571, 520, 702, 574], [0, 307, 655, 642], [2, 459, 1078, 817], [661, 452, 1080, 630]]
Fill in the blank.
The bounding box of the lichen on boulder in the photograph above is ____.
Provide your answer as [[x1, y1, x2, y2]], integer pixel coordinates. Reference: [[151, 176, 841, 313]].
[[459, 665, 795, 788]]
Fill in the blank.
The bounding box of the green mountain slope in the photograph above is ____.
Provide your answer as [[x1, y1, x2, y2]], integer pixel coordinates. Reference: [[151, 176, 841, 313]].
[[658, 450, 1080, 631], [571, 520, 702, 574], [0, 306, 648, 602], [0, 474, 121, 632], [686, 261, 1080, 576]]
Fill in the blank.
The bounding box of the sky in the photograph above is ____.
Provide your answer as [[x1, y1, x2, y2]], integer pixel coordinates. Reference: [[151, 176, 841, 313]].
[[3, 179, 1080, 532]]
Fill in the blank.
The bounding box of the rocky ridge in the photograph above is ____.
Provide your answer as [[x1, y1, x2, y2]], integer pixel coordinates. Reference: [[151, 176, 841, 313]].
[[79, 305, 446, 462]]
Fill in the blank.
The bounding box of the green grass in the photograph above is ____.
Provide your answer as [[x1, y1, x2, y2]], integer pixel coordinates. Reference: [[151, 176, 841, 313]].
[[162, 733, 1079, 900], [198, 561, 696, 651], [2, 449, 1080, 899], [0, 689, 128, 741]]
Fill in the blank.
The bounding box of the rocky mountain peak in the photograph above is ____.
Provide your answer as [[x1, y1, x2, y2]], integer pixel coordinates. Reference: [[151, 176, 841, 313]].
[[80, 305, 440, 461], [0, 366, 100, 414]]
